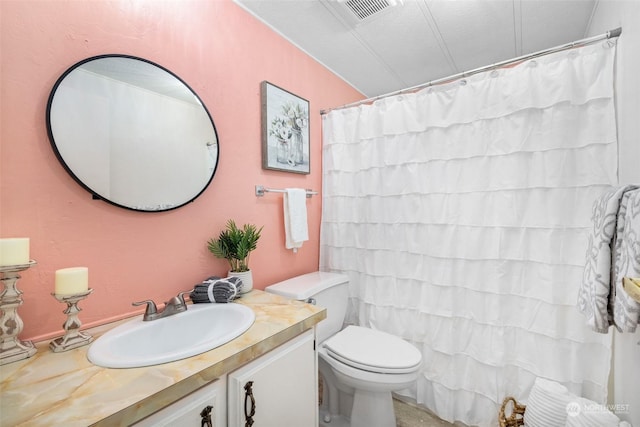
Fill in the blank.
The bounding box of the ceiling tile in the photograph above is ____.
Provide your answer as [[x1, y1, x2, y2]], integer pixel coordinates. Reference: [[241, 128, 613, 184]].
[[234, 0, 598, 98], [425, 0, 517, 72], [353, 1, 458, 89], [520, 0, 596, 53]]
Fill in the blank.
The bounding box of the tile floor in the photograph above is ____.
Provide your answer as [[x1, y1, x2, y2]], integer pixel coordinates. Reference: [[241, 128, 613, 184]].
[[394, 399, 455, 427], [319, 377, 456, 427]]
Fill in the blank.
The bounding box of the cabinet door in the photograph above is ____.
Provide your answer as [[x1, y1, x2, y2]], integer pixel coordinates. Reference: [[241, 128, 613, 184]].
[[228, 329, 317, 427], [134, 376, 226, 426]]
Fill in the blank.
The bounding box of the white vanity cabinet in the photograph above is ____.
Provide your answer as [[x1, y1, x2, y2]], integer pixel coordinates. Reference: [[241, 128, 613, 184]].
[[132, 328, 317, 427], [133, 377, 227, 427], [228, 328, 318, 427]]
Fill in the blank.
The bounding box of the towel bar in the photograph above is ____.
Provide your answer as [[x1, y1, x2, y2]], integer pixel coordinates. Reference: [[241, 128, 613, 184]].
[[255, 185, 317, 198]]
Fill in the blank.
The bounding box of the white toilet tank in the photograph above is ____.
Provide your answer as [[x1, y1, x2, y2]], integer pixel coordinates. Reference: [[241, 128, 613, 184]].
[[265, 271, 349, 344]]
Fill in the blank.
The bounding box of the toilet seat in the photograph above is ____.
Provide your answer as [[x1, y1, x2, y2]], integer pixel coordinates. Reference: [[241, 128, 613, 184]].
[[323, 326, 422, 374]]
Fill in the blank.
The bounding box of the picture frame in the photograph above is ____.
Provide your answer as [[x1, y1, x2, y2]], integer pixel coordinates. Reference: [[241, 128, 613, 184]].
[[261, 81, 310, 174]]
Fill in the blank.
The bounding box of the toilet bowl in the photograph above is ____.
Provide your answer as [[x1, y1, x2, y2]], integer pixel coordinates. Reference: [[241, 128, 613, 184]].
[[266, 272, 422, 427], [319, 325, 421, 427]]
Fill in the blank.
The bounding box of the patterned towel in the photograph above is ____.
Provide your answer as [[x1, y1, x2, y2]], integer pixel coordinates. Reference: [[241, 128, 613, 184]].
[[190, 276, 243, 303], [578, 185, 640, 332]]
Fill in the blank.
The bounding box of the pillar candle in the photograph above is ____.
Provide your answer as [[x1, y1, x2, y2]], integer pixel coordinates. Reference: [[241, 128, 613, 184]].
[[0, 238, 30, 266], [55, 267, 89, 295]]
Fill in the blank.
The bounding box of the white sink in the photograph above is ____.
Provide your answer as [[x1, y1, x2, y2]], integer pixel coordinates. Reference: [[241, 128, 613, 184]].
[[87, 303, 255, 368]]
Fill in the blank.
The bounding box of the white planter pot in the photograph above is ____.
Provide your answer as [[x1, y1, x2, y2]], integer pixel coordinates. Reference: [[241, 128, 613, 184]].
[[228, 270, 253, 294]]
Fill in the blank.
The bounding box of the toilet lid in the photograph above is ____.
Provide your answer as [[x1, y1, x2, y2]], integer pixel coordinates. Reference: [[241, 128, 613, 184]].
[[323, 326, 422, 374]]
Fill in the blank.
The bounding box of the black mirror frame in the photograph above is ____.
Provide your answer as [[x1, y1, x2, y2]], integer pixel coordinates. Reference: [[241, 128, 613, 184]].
[[46, 54, 219, 212]]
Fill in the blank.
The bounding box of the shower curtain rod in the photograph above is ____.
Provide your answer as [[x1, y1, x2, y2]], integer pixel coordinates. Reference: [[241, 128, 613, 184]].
[[320, 27, 622, 115]]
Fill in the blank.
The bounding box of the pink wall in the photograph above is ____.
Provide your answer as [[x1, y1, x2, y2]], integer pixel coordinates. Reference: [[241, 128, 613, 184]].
[[0, 0, 362, 341]]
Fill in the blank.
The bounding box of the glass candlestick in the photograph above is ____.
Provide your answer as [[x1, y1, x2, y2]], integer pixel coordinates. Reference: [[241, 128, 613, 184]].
[[49, 289, 94, 352], [0, 260, 37, 365]]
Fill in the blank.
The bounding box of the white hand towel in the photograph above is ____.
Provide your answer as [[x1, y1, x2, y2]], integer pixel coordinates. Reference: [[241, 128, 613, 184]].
[[284, 188, 309, 252]]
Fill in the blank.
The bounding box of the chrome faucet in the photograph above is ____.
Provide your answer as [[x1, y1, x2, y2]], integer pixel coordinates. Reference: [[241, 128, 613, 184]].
[[132, 291, 190, 321]]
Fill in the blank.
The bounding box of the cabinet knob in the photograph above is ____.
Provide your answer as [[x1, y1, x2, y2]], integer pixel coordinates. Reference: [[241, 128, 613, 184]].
[[200, 405, 213, 427], [244, 381, 256, 426]]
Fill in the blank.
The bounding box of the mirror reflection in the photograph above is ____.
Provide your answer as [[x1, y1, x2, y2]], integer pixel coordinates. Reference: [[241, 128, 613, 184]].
[[47, 55, 219, 212]]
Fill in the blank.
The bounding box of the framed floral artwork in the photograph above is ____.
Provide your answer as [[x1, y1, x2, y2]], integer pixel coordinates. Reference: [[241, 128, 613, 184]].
[[261, 81, 310, 174]]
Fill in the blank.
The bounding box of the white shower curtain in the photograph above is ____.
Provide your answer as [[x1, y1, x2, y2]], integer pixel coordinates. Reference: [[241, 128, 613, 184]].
[[320, 41, 617, 426]]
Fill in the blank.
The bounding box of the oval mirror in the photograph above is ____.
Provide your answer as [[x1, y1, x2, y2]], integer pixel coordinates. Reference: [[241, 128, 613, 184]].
[[46, 55, 219, 212]]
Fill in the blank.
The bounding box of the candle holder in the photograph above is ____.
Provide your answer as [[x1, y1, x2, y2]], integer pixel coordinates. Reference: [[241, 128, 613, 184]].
[[0, 260, 37, 365], [49, 288, 94, 352]]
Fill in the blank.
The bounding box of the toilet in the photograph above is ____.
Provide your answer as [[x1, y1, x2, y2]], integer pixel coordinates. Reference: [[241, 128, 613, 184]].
[[266, 271, 422, 427]]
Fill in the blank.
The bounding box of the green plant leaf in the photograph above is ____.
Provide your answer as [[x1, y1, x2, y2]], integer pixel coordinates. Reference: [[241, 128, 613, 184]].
[[207, 220, 263, 272]]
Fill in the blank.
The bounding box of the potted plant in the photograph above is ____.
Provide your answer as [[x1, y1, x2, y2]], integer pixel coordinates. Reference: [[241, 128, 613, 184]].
[[207, 219, 263, 293]]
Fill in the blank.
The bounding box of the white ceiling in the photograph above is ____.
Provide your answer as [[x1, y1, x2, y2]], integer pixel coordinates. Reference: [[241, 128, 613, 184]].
[[234, 0, 599, 98]]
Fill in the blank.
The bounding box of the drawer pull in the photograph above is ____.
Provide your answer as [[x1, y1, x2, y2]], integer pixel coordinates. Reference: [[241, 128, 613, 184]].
[[244, 381, 256, 426], [200, 405, 213, 427]]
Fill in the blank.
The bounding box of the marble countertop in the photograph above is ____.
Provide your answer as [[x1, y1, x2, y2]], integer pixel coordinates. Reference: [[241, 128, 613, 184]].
[[0, 290, 325, 426]]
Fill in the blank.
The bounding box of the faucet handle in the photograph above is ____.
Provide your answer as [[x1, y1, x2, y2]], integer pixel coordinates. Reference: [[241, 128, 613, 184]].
[[177, 290, 191, 305], [165, 291, 190, 310], [132, 300, 157, 315]]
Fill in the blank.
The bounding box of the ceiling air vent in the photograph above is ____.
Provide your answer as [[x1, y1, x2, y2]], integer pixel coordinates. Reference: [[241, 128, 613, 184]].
[[344, 0, 392, 21], [322, 0, 402, 27]]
